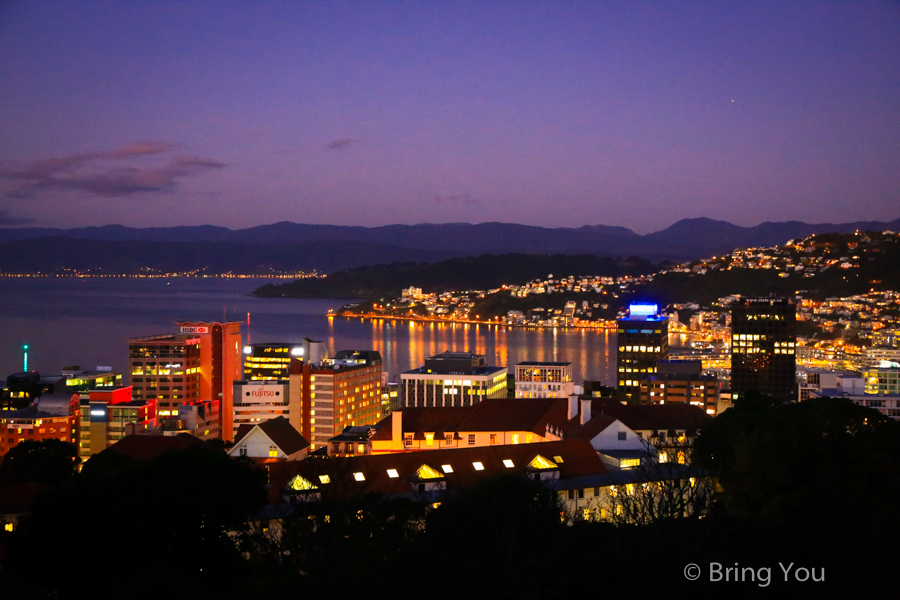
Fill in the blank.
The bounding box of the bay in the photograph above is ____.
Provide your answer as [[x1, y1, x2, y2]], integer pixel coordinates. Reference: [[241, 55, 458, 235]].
[[0, 278, 616, 384]]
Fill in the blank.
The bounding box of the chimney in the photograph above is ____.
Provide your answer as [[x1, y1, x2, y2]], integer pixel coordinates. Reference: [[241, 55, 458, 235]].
[[568, 394, 579, 421], [392, 410, 402, 443], [580, 398, 592, 425]]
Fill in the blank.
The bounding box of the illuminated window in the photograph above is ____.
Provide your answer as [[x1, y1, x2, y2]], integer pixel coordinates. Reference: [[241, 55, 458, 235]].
[[441, 464, 453, 473], [287, 475, 318, 491], [426, 433, 434, 446], [528, 455, 557, 470], [353, 472, 365, 481], [318, 475, 330, 484], [502, 459, 514, 468], [489, 434, 497, 445], [387, 469, 399, 478], [472, 462, 484, 471]]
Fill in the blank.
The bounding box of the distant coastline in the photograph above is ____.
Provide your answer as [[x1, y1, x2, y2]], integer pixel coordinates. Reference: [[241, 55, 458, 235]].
[[331, 310, 618, 330]]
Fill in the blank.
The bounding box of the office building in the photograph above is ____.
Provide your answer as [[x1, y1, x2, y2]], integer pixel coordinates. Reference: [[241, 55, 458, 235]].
[[129, 321, 241, 440], [78, 386, 157, 460], [0, 393, 80, 458], [730, 297, 796, 400], [616, 303, 668, 400], [400, 352, 507, 408], [863, 361, 900, 395], [243, 343, 304, 380], [232, 378, 293, 430], [639, 361, 721, 416], [155, 400, 221, 441], [296, 350, 383, 450], [514, 362, 574, 398]]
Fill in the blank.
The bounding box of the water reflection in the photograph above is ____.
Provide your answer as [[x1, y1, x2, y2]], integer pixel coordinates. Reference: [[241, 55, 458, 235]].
[[1, 278, 617, 385]]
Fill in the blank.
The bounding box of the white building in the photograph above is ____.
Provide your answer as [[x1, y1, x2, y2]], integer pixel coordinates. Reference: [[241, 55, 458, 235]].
[[514, 362, 574, 399]]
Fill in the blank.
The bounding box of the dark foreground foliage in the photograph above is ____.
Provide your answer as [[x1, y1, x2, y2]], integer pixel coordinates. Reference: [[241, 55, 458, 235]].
[[2, 395, 898, 597]]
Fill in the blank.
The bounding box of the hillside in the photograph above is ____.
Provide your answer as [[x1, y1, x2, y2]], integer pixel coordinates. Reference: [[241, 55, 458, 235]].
[[251, 254, 658, 298], [3, 217, 898, 267]]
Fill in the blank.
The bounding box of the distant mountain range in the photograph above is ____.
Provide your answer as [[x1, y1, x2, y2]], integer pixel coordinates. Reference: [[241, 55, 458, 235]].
[[1, 217, 898, 274]]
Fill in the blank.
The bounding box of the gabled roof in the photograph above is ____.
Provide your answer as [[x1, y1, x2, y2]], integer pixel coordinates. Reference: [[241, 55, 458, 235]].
[[561, 413, 618, 441], [329, 425, 377, 443], [104, 433, 208, 461], [572, 399, 712, 433], [370, 398, 569, 442], [268, 439, 606, 501], [233, 416, 310, 455]]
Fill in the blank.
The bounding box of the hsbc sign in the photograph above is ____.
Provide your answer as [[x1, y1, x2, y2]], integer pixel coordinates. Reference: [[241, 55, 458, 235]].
[[179, 326, 209, 334]]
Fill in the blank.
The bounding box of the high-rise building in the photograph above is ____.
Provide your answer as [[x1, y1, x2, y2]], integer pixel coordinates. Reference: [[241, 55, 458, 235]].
[[616, 303, 668, 400], [129, 321, 241, 440], [242, 343, 305, 380], [730, 297, 796, 400], [297, 351, 383, 450]]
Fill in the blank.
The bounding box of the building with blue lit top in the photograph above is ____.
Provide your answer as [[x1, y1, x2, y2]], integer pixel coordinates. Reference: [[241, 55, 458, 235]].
[[616, 303, 668, 401]]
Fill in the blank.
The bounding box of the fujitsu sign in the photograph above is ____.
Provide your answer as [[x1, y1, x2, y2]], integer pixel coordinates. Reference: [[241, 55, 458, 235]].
[[179, 326, 209, 334], [242, 385, 284, 400]]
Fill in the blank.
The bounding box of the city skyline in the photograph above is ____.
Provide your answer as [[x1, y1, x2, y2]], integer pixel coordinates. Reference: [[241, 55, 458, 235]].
[[1, 1, 898, 233]]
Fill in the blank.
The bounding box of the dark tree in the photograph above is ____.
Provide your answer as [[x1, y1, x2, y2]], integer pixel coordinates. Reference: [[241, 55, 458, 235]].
[[0, 439, 80, 487]]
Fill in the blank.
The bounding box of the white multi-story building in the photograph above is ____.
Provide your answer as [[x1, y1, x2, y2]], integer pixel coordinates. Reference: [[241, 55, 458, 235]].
[[514, 362, 574, 399], [400, 352, 507, 408]]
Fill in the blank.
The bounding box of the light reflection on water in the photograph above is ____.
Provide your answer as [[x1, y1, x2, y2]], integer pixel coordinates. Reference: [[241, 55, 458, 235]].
[[1, 278, 616, 384]]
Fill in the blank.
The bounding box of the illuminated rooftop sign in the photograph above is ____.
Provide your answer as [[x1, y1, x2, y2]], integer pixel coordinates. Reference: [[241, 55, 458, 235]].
[[179, 326, 209, 334], [629, 303, 658, 317]]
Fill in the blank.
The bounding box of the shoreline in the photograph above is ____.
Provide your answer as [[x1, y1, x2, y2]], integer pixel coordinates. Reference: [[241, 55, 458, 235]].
[[0, 273, 311, 279], [331, 311, 618, 331]]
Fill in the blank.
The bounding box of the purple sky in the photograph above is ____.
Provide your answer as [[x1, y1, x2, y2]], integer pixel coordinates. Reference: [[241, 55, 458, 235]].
[[0, 1, 898, 233]]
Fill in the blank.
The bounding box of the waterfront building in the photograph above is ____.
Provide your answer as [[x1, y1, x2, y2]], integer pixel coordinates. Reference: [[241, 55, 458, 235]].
[[400, 352, 507, 409], [129, 321, 241, 440], [730, 298, 796, 400], [616, 303, 669, 400], [0, 393, 80, 458], [514, 362, 574, 399]]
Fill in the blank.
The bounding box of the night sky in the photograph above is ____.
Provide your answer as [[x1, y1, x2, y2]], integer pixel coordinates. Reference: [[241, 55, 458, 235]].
[[0, 1, 897, 233]]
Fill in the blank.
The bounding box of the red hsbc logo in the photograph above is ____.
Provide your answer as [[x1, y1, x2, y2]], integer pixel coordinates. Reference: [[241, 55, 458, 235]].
[[179, 326, 209, 334]]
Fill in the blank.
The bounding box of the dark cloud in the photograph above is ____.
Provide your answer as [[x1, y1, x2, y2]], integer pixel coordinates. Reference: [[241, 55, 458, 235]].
[[326, 138, 357, 150], [173, 155, 227, 168], [433, 195, 482, 206], [0, 209, 34, 225], [0, 142, 225, 199]]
